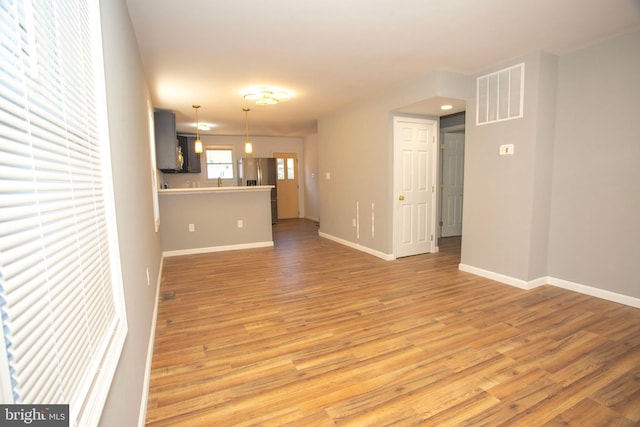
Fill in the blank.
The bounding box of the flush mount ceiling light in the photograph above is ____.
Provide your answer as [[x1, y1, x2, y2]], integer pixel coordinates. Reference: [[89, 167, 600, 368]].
[[441, 104, 453, 111], [243, 108, 253, 154], [192, 104, 203, 154], [243, 88, 291, 106]]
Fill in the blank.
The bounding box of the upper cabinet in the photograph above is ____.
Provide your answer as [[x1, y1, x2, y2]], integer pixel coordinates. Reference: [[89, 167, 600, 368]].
[[154, 109, 182, 172], [177, 135, 201, 173], [154, 110, 201, 174]]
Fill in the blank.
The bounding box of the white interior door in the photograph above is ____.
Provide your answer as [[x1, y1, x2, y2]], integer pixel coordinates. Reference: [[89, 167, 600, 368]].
[[394, 117, 437, 258], [441, 132, 465, 237]]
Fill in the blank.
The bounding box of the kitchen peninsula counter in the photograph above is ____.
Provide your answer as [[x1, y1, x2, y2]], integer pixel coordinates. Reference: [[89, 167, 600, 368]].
[[158, 185, 274, 196], [158, 186, 274, 256]]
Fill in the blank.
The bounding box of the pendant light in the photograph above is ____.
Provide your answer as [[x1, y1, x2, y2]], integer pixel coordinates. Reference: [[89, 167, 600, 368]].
[[243, 107, 253, 154], [193, 104, 203, 154]]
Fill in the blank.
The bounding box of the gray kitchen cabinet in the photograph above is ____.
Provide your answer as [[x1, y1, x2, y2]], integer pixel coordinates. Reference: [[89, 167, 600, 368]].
[[177, 135, 202, 173], [154, 109, 183, 172]]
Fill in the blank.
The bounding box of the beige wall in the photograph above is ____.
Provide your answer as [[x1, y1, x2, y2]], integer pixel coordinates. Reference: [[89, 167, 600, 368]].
[[99, 0, 163, 425]]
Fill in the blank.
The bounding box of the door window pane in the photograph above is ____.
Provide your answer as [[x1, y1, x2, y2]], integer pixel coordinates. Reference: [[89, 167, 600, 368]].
[[287, 158, 295, 180], [277, 158, 285, 180]]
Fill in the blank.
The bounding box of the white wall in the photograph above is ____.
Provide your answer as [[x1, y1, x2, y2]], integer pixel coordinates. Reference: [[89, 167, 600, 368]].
[[98, 0, 163, 425], [548, 31, 640, 298]]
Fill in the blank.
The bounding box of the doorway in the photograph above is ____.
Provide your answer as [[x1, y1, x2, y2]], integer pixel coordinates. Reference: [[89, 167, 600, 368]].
[[274, 152, 300, 219], [393, 116, 438, 258], [440, 131, 465, 237]]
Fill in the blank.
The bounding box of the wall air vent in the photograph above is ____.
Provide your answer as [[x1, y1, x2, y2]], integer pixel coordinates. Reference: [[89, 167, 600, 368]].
[[476, 63, 524, 125]]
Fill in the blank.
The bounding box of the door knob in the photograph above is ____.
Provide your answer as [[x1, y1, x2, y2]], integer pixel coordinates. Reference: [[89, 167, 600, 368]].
[[398, 195, 405, 201]]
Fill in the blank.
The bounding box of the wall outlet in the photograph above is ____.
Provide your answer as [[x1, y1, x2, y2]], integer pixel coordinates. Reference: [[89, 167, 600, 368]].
[[237, 219, 244, 228], [325, 172, 331, 180], [188, 223, 195, 232]]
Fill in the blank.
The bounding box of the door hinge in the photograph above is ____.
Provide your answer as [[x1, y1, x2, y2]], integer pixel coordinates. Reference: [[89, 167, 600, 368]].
[[439, 221, 443, 227], [430, 234, 434, 241]]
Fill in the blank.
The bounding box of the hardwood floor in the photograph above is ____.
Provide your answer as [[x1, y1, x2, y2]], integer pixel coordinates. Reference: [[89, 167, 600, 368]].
[[146, 219, 640, 426]]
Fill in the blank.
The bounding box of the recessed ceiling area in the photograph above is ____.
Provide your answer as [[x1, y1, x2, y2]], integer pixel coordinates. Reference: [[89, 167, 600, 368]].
[[125, 0, 640, 137], [394, 97, 466, 118]]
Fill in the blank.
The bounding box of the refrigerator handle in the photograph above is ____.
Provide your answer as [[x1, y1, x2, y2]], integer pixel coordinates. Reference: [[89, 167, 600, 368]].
[[257, 161, 262, 185]]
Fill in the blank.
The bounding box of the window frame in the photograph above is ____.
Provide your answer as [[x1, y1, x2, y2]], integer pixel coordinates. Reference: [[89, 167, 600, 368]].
[[205, 146, 235, 181], [0, 1, 127, 424]]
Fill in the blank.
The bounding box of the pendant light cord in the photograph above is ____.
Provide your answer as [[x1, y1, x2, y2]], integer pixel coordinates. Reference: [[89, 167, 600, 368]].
[[194, 105, 200, 140], [243, 108, 250, 141]]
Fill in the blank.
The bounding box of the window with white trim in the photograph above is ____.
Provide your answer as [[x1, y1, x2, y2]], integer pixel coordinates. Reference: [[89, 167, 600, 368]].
[[0, 1, 127, 425], [206, 147, 234, 180]]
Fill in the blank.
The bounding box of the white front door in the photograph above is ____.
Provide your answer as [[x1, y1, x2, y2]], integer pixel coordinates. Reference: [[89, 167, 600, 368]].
[[393, 117, 437, 258], [441, 132, 465, 237]]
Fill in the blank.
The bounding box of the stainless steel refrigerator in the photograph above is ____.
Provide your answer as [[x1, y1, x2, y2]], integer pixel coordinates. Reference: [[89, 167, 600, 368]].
[[237, 157, 278, 224]]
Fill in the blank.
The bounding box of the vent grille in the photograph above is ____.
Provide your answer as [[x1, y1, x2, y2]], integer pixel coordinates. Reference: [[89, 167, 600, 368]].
[[476, 63, 524, 125]]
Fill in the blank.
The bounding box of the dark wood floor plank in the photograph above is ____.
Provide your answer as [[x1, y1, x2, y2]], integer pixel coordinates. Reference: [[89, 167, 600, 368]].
[[145, 219, 640, 426]]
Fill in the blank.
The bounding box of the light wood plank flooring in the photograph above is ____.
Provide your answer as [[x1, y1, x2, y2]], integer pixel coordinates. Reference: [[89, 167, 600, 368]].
[[146, 219, 640, 426]]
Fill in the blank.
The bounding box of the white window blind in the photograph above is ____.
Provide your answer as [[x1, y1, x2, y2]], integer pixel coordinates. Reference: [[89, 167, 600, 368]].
[[0, 0, 127, 425]]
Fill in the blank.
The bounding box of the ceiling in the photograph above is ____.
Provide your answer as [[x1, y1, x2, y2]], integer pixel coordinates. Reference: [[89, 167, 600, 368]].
[[125, 0, 640, 137]]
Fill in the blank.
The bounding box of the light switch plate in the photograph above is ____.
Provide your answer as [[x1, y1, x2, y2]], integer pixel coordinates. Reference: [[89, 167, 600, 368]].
[[499, 144, 514, 156]]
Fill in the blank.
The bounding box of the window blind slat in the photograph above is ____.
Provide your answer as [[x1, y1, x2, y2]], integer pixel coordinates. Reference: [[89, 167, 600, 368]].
[[4, 288, 49, 345]]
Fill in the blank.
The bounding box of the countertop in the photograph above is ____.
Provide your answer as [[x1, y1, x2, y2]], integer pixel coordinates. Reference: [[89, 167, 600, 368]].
[[158, 185, 274, 196]]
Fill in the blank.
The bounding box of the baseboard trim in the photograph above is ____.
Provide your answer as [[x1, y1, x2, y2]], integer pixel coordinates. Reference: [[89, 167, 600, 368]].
[[162, 241, 274, 257], [459, 263, 640, 309], [458, 264, 532, 289], [318, 232, 394, 261], [138, 257, 163, 427], [547, 276, 640, 309]]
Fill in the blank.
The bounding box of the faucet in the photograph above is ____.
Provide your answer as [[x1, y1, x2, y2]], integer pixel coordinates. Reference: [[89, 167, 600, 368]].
[[217, 177, 222, 187]]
